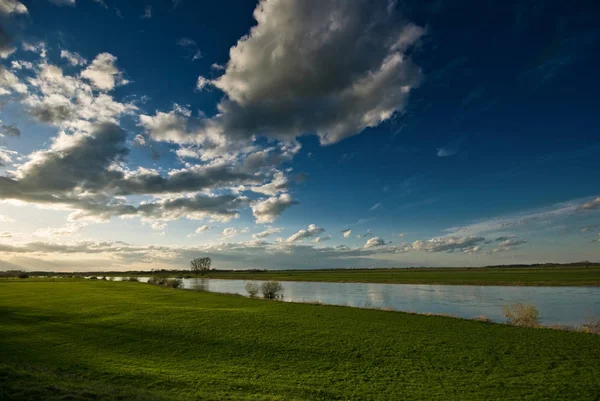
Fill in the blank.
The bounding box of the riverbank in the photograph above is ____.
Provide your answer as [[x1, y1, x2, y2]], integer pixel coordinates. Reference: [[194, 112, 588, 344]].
[[1, 281, 599, 400], [142, 265, 600, 286]]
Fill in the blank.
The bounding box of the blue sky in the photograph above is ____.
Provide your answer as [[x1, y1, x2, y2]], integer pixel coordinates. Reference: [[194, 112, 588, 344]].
[[0, 0, 599, 271]]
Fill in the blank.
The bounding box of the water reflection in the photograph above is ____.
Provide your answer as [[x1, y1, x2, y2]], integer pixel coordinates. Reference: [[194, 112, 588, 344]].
[[121, 277, 600, 326]]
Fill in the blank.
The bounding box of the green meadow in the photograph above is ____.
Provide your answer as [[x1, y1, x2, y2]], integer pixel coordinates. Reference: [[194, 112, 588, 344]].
[[128, 265, 600, 286], [1, 280, 599, 400]]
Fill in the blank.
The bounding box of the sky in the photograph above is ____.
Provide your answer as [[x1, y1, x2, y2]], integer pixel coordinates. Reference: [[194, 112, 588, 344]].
[[0, 0, 599, 272]]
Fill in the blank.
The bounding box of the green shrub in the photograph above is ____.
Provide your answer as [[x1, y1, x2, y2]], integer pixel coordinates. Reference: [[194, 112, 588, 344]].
[[89, 276, 98, 280], [245, 282, 260, 298], [165, 278, 182, 289], [147, 276, 182, 289], [502, 303, 539, 327], [261, 281, 284, 300], [17, 273, 29, 279], [148, 276, 166, 285], [126, 277, 139, 282]]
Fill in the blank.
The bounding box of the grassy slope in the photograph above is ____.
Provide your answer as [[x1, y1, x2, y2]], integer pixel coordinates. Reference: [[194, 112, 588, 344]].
[[0, 281, 599, 401], [174, 266, 600, 286]]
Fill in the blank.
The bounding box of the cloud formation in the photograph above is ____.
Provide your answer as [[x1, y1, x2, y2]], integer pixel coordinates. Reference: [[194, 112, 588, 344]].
[[81, 53, 127, 91], [251, 193, 297, 224], [287, 224, 325, 243]]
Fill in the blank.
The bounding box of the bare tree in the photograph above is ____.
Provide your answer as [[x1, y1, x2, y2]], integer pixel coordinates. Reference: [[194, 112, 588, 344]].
[[190, 257, 212, 275]]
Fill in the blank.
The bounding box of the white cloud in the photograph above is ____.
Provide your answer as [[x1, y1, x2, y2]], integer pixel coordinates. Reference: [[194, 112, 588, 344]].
[[202, 0, 423, 145], [195, 225, 211, 233], [151, 221, 167, 231], [196, 76, 210, 91], [252, 193, 297, 224], [133, 134, 146, 146], [342, 229, 352, 238], [364, 237, 385, 248], [313, 234, 331, 243], [0, 214, 15, 223], [221, 227, 249, 239], [0, 0, 28, 15], [34, 222, 87, 237], [0, 66, 28, 94], [81, 53, 128, 91], [370, 202, 381, 211], [253, 226, 282, 239], [287, 224, 325, 243], [412, 236, 485, 253], [22, 41, 47, 58], [61, 50, 87, 66], [581, 197, 600, 210]]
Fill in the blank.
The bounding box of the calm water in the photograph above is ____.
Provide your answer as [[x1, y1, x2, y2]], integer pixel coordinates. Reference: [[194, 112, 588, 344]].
[[115, 277, 599, 326]]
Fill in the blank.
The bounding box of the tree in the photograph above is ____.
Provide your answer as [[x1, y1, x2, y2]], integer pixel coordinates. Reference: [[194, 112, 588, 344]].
[[190, 257, 212, 275]]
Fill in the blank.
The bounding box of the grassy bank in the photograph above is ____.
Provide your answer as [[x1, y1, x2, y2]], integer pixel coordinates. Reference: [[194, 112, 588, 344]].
[[1, 281, 599, 400], [160, 265, 600, 286]]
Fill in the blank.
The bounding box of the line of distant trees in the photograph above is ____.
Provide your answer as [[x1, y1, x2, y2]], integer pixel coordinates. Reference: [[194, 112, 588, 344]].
[[2, 261, 598, 276]]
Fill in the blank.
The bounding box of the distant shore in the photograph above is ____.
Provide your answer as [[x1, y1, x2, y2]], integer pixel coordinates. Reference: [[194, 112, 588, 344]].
[[6, 264, 600, 286]]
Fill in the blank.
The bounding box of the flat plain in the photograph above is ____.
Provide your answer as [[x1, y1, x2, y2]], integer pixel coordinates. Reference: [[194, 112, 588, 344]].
[[1, 280, 599, 400]]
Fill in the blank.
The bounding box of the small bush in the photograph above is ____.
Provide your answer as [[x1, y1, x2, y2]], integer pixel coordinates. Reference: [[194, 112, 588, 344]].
[[148, 276, 167, 285], [245, 282, 260, 298], [261, 281, 284, 300], [165, 278, 182, 288], [125, 276, 139, 282], [582, 316, 600, 335], [89, 276, 98, 280], [147, 276, 182, 289], [17, 273, 29, 279], [101, 276, 107, 280], [502, 303, 539, 327]]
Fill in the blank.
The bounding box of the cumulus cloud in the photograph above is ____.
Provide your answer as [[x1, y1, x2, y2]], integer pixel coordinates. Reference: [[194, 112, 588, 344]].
[[253, 226, 282, 239], [412, 236, 486, 253], [0, 124, 20, 137], [581, 197, 600, 210], [195, 225, 210, 233], [0, 237, 417, 272], [0, 214, 15, 222], [314, 235, 331, 243], [0, 123, 265, 222], [220, 227, 249, 239], [0, 65, 27, 94], [342, 228, 352, 238], [0, 0, 28, 15], [287, 224, 325, 243], [81, 53, 127, 91], [19, 61, 136, 131], [0, 30, 15, 59], [251, 193, 297, 224], [364, 237, 385, 248], [196, 76, 210, 91], [34, 222, 87, 237], [203, 0, 424, 145], [140, 0, 422, 148], [0, 146, 17, 165], [61, 50, 87, 66]]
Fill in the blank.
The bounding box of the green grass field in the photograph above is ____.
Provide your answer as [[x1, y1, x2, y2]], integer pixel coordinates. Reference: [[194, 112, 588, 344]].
[[161, 266, 600, 286], [1, 281, 599, 400]]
